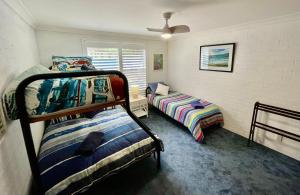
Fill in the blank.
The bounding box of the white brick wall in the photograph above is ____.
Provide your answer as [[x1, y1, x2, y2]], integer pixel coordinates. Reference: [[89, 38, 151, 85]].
[[35, 28, 168, 83], [0, 0, 43, 194], [167, 14, 300, 160]]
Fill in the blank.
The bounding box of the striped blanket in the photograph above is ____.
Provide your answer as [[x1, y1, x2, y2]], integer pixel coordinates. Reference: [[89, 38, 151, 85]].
[[148, 92, 223, 142], [38, 107, 160, 194]]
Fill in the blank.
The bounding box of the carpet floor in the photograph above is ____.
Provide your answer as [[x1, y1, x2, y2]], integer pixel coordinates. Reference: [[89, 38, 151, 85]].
[[86, 108, 300, 195]]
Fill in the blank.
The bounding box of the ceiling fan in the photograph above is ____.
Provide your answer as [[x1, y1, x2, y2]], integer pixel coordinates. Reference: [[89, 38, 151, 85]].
[[147, 12, 190, 39]]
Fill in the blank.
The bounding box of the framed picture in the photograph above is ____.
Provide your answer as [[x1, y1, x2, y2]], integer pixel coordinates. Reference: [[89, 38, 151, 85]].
[[153, 54, 163, 71], [199, 43, 235, 72]]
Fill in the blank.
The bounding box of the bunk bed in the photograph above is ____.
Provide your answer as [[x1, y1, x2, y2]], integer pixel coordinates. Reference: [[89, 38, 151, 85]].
[[9, 69, 163, 194], [146, 85, 223, 143]]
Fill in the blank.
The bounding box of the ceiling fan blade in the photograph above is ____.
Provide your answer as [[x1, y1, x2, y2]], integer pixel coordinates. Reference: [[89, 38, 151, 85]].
[[169, 25, 190, 33], [147, 28, 164, 32]]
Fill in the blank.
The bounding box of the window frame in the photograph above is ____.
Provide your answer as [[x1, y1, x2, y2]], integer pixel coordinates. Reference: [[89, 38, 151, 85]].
[[82, 40, 147, 94]]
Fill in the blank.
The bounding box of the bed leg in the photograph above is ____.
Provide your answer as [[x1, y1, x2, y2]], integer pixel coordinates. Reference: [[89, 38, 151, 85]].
[[156, 150, 161, 169], [251, 129, 255, 142], [247, 130, 252, 146], [30, 179, 43, 195]]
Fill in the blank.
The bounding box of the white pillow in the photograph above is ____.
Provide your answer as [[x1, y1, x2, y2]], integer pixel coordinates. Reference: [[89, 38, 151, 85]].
[[156, 83, 169, 96]]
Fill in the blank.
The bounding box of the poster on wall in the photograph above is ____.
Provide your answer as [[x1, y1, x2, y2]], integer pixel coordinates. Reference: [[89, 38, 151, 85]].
[[153, 54, 163, 71], [199, 43, 235, 72]]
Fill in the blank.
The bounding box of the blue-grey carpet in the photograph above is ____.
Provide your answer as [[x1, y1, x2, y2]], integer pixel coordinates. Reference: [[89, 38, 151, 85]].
[[86, 108, 300, 195]]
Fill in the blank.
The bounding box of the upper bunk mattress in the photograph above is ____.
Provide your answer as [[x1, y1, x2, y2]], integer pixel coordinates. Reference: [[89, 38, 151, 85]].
[[38, 107, 160, 195], [148, 92, 223, 142]]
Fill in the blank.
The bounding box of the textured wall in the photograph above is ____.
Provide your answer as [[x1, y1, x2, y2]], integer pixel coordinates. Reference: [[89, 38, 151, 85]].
[[0, 0, 43, 194], [36, 27, 168, 83], [167, 15, 300, 160]]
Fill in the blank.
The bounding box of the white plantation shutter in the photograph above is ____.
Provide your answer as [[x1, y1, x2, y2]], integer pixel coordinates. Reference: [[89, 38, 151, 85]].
[[122, 48, 146, 95], [87, 45, 147, 95], [87, 47, 120, 70]]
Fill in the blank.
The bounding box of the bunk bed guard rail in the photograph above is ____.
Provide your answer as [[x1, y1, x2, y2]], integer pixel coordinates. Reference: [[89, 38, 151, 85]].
[[15, 70, 163, 194], [248, 102, 300, 146]]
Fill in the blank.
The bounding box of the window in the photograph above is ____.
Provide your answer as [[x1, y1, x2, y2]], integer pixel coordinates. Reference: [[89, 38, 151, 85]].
[[87, 45, 146, 95], [87, 47, 119, 71], [121, 48, 146, 94]]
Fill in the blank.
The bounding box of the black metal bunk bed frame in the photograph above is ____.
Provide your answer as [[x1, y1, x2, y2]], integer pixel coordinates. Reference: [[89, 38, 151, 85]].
[[16, 71, 162, 194]]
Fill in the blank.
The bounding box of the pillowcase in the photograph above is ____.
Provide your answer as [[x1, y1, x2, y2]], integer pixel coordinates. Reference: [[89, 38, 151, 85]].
[[81, 64, 96, 71], [148, 82, 167, 94], [148, 82, 158, 93], [155, 83, 169, 96], [51, 56, 94, 72], [110, 75, 125, 100]]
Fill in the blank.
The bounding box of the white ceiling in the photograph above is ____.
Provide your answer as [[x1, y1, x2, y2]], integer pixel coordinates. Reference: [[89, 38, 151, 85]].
[[23, 0, 300, 35]]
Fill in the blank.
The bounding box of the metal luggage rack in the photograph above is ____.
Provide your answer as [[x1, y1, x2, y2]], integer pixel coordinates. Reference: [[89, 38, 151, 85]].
[[248, 102, 300, 146]]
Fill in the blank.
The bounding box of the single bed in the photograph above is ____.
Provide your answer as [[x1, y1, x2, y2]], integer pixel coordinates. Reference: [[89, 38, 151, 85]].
[[147, 87, 223, 143], [6, 68, 163, 194]]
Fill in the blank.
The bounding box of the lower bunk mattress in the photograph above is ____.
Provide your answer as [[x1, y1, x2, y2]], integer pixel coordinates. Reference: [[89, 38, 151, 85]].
[[148, 92, 223, 142], [38, 107, 161, 195]]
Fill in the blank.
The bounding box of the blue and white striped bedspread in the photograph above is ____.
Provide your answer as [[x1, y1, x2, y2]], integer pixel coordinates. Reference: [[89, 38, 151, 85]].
[[38, 108, 159, 194]]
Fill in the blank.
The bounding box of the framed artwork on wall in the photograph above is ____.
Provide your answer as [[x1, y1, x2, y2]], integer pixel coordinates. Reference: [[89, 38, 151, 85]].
[[199, 43, 235, 72], [153, 54, 163, 71]]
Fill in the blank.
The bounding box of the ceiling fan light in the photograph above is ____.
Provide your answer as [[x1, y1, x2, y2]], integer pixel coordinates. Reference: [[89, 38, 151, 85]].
[[161, 33, 172, 39]]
